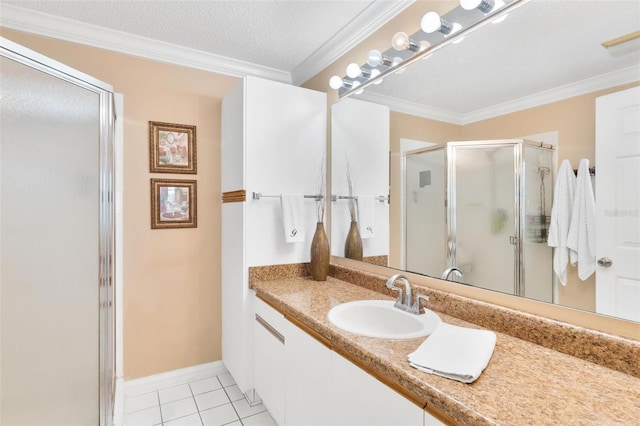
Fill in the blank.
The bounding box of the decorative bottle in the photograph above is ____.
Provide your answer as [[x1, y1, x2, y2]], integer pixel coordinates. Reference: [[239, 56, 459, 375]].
[[344, 221, 363, 261], [310, 222, 330, 281]]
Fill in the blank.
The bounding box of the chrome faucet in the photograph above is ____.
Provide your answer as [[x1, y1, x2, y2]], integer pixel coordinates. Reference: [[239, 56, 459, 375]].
[[385, 274, 430, 315], [442, 266, 464, 281]]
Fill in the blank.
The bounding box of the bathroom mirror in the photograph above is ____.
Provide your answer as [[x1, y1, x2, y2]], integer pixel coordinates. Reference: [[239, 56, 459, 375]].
[[330, 0, 640, 323]]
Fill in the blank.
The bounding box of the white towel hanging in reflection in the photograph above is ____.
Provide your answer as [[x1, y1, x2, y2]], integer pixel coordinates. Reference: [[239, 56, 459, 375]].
[[358, 195, 376, 239], [280, 194, 305, 243], [567, 159, 597, 280], [547, 160, 576, 285]]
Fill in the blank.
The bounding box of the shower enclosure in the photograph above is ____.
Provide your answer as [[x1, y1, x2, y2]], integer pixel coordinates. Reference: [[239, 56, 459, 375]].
[[1, 38, 114, 424], [404, 139, 555, 302]]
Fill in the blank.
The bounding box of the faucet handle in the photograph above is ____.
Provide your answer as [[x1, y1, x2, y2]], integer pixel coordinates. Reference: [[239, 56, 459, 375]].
[[386, 274, 407, 308], [412, 293, 430, 315]]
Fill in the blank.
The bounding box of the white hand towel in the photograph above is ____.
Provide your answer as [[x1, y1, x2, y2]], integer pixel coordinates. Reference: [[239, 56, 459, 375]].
[[280, 194, 305, 243], [407, 323, 496, 384], [567, 159, 597, 281], [547, 160, 577, 285], [358, 195, 376, 239]]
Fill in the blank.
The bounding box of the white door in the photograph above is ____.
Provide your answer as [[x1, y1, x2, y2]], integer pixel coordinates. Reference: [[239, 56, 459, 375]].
[[595, 86, 640, 322]]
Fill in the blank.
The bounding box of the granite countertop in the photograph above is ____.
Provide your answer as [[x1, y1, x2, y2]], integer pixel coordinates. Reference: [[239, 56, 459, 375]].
[[251, 276, 640, 426]]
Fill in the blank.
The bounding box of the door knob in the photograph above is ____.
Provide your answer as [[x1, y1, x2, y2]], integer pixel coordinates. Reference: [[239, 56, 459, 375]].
[[597, 257, 613, 268]]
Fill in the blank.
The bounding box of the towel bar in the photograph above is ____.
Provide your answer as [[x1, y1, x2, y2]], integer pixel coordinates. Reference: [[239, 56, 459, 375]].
[[252, 192, 323, 201], [331, 194, 389, 203]]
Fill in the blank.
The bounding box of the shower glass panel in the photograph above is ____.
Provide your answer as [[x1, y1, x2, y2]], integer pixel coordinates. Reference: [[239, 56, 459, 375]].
[[522, 145, 554, 302], [405, 148, 446, 276], [1, 44, 113, 425], [450, 143, 517, 294]]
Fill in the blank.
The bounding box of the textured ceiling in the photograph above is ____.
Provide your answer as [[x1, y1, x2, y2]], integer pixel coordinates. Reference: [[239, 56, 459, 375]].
[[2, 0, 400, 74]]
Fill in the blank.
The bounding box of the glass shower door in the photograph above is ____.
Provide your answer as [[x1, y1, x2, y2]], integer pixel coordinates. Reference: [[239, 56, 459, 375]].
[[404, 148, 447, 277], [449, 142, 518, 294], [1, 42, 113, 425]]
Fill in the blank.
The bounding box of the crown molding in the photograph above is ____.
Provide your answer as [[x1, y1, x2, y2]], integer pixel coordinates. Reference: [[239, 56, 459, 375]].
[[357, 65, 640, 125], [0, 4, 291, 83], [462, 66, 640, 124], [357, 91, 465, 124], [290, 0, 414, 86]]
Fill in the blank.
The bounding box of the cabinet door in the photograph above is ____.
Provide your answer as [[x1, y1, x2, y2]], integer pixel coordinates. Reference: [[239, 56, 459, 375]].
[[254, 299, 286, 425], [331, 353, 423, 426], [424, 409, 445, 426], [284, 321, 332, 425]]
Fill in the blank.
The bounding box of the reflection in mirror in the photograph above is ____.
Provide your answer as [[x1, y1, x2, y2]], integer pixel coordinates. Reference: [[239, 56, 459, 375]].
[[404, 139, 555, 303], [330, 0, 640, 323], [331, 98, 390, 265]]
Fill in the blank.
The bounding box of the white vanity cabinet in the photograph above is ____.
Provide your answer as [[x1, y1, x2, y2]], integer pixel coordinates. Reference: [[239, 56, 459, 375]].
[[330, 353, 423, 426], [283, 317, 333, 425], [253, 295, 443, 426], [254, 296, 287, 425], [254, 296, 332, 425]]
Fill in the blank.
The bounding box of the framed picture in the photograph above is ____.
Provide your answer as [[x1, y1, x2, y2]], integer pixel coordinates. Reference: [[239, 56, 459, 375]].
[[150, 179, 197, 229], [149, 121, 197, 174]]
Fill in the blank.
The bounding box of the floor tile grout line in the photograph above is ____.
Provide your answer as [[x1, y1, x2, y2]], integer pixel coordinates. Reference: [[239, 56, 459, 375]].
[[156, 391, 164, 424], [188, 382, 205, 426]]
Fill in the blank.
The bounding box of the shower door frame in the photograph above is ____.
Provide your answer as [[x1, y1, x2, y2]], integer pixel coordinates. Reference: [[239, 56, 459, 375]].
[[0, 37, 115, 425], [446, 140, 521, 295]]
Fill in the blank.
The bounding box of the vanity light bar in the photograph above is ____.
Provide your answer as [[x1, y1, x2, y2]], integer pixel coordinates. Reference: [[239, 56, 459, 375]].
[[331, 0, 529, 98]]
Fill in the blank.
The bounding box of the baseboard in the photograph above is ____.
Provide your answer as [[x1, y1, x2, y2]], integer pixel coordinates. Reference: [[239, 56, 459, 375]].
[[113, 377, 124, 426], [123, 361, 227, 397]]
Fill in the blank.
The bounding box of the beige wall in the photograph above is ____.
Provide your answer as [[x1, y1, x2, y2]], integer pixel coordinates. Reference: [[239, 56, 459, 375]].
[[1, 28, 239, 379]]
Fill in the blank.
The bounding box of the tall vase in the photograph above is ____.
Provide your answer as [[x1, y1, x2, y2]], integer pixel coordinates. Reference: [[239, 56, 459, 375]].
[[310, 222, 330, 281], [344, 221, 363, 261]]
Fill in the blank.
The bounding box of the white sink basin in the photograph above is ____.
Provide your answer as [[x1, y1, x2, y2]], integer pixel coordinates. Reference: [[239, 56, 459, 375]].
[[327, 300, 441, 339]]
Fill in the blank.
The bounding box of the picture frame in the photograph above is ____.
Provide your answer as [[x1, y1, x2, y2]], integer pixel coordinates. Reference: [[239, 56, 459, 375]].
[[150, 179, 197, 229], [149, 121, 197, 174]]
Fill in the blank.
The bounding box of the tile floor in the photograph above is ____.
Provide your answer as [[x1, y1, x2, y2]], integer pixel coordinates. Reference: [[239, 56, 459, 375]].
[[123, 371, 276, 426]]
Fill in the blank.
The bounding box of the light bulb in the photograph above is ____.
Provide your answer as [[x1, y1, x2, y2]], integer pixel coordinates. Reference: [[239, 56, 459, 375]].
[[421, 11, 453, 35], [419, 40, 431, 52], [392, 32, 410, 51], [448, 22, 462, 36], [351, 81, 364, 95], [421, 12, 442, 33], [329, 76, 344, 90], [460, 0, 495, 13], [366, 50, 383, 67], [346, 63, 362, 79]]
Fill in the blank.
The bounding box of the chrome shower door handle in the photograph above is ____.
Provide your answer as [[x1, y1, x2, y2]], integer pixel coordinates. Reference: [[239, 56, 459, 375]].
[[597, 257, 613, 268]]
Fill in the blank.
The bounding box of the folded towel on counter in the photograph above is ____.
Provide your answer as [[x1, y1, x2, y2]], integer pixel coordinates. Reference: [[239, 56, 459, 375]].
[[567, 159, 597, 281], [407, 323, 496, 384], [358, 195, 376, 239], [547, 160, 577, 285], [280, 194, 305, 243]]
